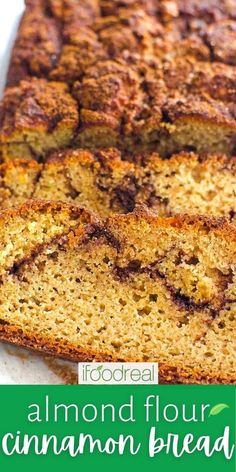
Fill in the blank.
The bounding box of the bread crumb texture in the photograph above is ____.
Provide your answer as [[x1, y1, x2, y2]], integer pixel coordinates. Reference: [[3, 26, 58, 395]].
[[0, 202, 235, 383], [0, 149, 234, 223]]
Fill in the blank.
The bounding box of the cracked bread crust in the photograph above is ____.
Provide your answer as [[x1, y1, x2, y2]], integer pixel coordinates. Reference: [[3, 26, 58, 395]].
[[0, 79, 78, 160], [1, 0, 236, 158], [0, 149, 235, 222], [0, 201, 235, 383], [7, 2, 61, 87]]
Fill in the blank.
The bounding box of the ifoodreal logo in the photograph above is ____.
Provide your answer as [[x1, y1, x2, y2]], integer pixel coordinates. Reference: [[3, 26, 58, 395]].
[[78, 362, 158, 385]]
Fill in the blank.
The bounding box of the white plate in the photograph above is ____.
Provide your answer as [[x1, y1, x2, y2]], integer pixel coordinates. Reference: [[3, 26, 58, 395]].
[[0, 1, 78, 384], [0, 0, 24, 94]]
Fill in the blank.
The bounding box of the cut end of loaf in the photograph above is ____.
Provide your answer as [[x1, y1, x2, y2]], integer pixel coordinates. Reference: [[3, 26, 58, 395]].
[[0, 79, 79, 161], [0, 202, 234, 383]]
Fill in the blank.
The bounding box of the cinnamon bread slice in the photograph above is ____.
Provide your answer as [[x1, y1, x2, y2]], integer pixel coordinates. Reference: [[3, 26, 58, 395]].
[[0, 201, 235, 384], [0, 149, 235, 222]]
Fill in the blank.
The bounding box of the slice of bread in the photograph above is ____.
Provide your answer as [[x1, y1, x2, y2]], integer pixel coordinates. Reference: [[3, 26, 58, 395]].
[[0, 149, 235, 222], [0, 201, 235, 384]]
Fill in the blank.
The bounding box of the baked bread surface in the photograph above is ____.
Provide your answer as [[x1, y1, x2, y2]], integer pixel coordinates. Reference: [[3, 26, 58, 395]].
[[1, 0, 236, 159]]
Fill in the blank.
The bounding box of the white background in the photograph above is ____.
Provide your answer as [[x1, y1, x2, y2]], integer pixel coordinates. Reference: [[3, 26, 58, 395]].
[[0, 0, 25, 94], [0, 1, 77, 384]]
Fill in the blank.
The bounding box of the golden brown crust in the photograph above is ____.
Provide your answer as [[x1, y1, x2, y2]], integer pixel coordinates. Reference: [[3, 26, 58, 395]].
[[7, 3, 61, 86], [0, 326, 234, 384], [0, 188, 236, 236], [2, 0, 236, 158], [0, 78, 79, 159], [0, 199, 96, 227], [204, 20, 236, 66], [108, 206, 236, 244], [0, 79, 78, 136]]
